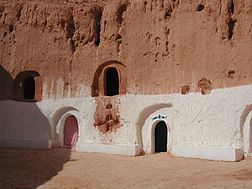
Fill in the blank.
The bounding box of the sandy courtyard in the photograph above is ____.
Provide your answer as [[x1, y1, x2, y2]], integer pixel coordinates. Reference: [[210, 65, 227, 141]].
[[0, 148, 252, 189]]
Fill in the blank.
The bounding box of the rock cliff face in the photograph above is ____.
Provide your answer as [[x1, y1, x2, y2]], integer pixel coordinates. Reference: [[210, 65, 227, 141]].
[[0, 0, 251, 99]]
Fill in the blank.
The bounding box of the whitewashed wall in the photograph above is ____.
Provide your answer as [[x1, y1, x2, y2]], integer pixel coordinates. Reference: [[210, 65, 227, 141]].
[[0, 84, 251, 161]]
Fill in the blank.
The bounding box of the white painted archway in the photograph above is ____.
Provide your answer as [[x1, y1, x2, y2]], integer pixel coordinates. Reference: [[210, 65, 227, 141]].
[[57, 110, 81, 147], [243, 111, 252, 157], [142, 115, 171, 153], [50, 107, 82, 147]]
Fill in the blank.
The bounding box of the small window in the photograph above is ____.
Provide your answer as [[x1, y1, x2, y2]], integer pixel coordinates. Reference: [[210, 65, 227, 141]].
[[104, 67, 119, 96], [24, 76, 35, 99]]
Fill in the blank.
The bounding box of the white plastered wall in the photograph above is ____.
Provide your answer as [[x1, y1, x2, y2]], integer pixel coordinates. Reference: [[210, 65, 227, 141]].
[[0, 84, 252, 161]]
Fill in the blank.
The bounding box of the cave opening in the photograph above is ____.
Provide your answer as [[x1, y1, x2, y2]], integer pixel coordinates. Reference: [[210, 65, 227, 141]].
[[24, 76, 35, 99], [155, 121, 168, 152], [104, 67, 119, 96], [91, 7, 103, 46]]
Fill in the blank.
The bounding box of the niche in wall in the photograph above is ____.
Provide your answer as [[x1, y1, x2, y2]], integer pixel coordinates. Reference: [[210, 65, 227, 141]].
[[91, 61, 127, 97], [14, 71, 42, 101]]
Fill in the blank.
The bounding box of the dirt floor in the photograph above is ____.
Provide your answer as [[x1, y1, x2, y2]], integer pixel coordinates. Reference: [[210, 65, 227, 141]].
[[0, 148, 252, 189]]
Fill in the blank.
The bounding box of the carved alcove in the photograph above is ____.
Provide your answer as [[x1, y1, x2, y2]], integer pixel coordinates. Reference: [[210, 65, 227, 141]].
[[14, 71, 42, 102], [91, 60, 127, 97]]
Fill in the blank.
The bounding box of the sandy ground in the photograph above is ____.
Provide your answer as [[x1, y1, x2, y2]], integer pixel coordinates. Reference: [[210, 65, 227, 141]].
[[0, 148, 252, 189]]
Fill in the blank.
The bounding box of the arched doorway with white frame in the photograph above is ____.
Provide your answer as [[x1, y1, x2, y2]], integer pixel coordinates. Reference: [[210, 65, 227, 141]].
[[241, 105, 252, 157], [50, 107, 82, 148], [141, 113, 171, 154]]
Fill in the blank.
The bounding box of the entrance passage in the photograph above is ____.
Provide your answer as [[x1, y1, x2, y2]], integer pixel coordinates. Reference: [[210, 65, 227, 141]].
[[64, 116, 78, 148], [24, 76, 35, 99], [155, 121, 167, 152], [104, 67, 119, 96]]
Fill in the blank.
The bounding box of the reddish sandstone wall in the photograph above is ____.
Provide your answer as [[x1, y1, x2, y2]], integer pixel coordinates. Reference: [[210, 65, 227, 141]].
[[0, 0, 251, 100]]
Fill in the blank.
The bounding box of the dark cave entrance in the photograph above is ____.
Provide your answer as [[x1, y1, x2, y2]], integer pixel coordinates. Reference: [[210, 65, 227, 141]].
[[24, 76, 35, 100], [155, 121, 168, 152], [104, 67, 119, 96]]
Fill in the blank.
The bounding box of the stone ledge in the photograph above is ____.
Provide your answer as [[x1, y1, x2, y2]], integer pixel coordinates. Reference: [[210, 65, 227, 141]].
[[76, 142, 140, 156], [171, 146, 243, 161]]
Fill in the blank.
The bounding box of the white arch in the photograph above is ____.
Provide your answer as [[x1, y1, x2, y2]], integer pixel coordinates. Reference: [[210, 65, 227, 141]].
[[243, 111, 252, 157], [150, 120, 170, 153], [56, 110, 82, 147], [141, 110, 172, 153], [135, 103, 172, 153], [50, 107, 82, 147]]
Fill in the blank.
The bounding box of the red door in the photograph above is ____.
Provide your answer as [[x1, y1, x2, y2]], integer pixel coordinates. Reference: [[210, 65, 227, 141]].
[[64, 116, 78, 148]]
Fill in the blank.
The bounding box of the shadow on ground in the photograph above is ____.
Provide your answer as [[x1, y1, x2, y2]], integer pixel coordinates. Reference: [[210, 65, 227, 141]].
[[0, 148, 71, 189]]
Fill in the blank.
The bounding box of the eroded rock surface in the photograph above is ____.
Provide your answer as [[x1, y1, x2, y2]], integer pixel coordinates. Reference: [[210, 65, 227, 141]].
[[0, 0, 251, 99]]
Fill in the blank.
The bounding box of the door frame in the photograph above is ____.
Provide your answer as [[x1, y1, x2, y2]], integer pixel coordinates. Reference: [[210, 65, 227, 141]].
[[55, 110, 81, 147], [150, 120, 170, 153], [154, 121, 168, 152]]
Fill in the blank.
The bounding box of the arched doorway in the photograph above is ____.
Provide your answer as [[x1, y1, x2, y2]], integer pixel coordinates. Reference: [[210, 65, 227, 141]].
[[64, 116, 78, 148], [24, 76, 35, 99], [104, 67, 119, 96], [155, 121, 167, 152]]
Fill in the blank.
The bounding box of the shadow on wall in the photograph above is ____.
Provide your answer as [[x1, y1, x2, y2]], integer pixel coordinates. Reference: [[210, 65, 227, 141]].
[[0, 96, 72, 188], [0, 67, 72, 188], [136, 103, 172, 154], [0, 148, 71, 188], [0, 101, 52, 149], [0, 65, 13, 100]]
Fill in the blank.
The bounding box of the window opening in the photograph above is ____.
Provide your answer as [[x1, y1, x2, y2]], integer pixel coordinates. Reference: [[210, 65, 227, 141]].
[[104, 67, 119, 96], [24, 76, 35, 99]]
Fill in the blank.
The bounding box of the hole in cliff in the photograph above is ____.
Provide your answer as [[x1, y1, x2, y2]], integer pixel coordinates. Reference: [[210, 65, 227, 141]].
[[69, 39, 76, 53], [9, 25, 14, 33], [230, 0, 234, 15], [228, 70, 235, 79], [104, 67, 119, 96], [198, 78, 212, 95], [164, 8, 172, 19], [196, 4, 205, 11], [106, 103, 113, 109], [116, 4, 127, 25], [228, 18, 236, 40], [3, 32, 7, 37], [15, 4, 23, 21], [181, 85, 190, 95], [116, 34, 122, 44], [24, 76, 35, 100], [60, 19, 65, 29], [143, 1, 148, 13], [66, 15, 75, 39], [0, 5, 4, 18], [91, 7, 103, 46]]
